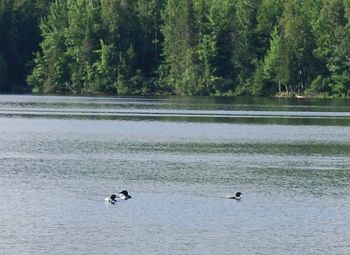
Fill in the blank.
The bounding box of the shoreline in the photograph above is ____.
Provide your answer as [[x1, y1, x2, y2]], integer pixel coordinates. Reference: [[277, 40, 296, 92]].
[[0, 91, 349, 99]]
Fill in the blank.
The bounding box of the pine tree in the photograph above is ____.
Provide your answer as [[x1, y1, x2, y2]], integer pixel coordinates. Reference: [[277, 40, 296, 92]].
[[233, 0, 260, 95], [161, 0, 199, 95], [312, 0, 350, 96], [27, 0, 69, 93]]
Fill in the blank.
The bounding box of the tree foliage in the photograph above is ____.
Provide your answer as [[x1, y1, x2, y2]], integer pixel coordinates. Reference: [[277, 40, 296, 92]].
[[0, 0, 349, 96], [0, 0, 50, 92]]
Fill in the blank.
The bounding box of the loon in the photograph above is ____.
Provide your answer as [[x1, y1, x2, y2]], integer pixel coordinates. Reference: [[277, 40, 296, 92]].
[[105, 194, 118, 204], [119, 190, 132, 200], [225, 192, 242, 200]]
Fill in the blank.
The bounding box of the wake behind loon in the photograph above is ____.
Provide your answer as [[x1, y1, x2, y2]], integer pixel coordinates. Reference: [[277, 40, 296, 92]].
[[225, 192, 242, 200]]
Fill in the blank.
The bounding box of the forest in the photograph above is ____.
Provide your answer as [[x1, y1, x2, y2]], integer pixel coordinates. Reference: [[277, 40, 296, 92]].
[[0, 0, 350, 97]]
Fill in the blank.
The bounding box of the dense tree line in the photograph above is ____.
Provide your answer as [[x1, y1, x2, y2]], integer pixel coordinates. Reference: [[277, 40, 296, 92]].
[[0, 0, 50, 92], [1, 0, 350, 96]]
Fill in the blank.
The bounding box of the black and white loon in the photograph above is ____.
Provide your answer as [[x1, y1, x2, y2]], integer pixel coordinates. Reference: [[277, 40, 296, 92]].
[[105, 194, 118, 204], [225, 192, 242, 200], [119, 190, 132, 200]]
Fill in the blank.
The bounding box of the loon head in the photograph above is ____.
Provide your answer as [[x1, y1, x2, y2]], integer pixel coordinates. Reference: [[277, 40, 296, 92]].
[[234, 192, 242, 200], [107, 194, 117, 204], [119, 190, 132, 200]]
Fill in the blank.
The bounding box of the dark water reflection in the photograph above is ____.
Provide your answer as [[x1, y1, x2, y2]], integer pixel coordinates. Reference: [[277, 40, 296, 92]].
[[1, 95, 350, 125], [0, 95, 350, 254]]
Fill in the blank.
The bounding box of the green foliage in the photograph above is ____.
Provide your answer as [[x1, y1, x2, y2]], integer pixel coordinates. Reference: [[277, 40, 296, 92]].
[[1, 0, 350, 97], [160, 0, 196, 95], [263, 27, 289, 93], [308, 75, 331, 96], [312, 0, 350, 96], [281, 0, 318, 93], [233, 0, 260, 88], [91, 40, 116, 93], [0, 0, 49, 92], [27, 0, 69, 93]]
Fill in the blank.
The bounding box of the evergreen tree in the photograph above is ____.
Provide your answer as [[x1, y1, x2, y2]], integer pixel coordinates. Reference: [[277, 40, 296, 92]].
[[136, 0, 164, 90], [312, 0, 350, 96], [207, 0, 236, 94], [160, 0, 199, 95], [27, 0, 69, 93], [0, 0, 49, 92], [263, 26, 290, 93], [233, 0, 260, 95], [65, 0, 103, 93], [281, 0, 318, 94]]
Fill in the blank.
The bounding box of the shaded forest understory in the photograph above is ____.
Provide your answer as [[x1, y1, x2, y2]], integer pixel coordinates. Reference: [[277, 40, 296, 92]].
[[1, 0, 350, 97]]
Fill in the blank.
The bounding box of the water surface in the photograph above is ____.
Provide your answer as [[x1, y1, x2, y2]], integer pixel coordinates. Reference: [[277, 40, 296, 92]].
[[0, 95, 350, 254]]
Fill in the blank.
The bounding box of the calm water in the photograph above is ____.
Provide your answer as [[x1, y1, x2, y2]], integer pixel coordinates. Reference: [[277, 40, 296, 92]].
[[0, 95, 350, 255]]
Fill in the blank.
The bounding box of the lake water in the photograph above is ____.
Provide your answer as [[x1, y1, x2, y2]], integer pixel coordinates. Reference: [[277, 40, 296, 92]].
[[0, 95, 350, 255]]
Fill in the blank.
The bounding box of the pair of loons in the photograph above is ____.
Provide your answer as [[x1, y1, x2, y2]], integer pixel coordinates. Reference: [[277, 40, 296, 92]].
[[106, 191, 242, 204], [105, 190, 132, 204]]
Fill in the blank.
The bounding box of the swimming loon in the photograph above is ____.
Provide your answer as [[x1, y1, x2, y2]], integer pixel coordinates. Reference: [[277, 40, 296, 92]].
[[225, 192, 242, 200], [105, 194, 117, 204], [119, 190, 132, 200]]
